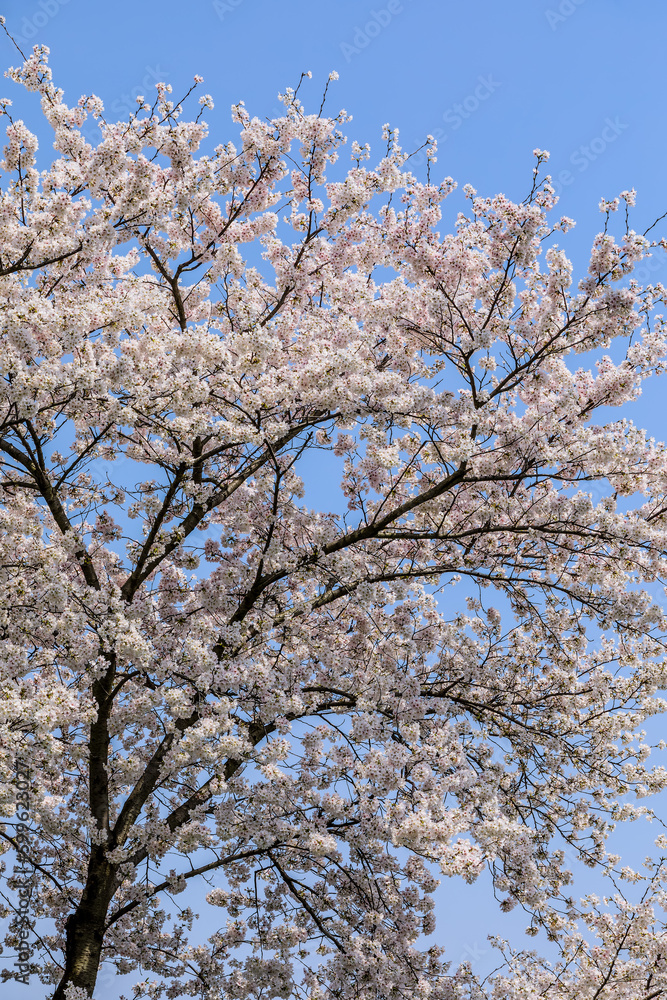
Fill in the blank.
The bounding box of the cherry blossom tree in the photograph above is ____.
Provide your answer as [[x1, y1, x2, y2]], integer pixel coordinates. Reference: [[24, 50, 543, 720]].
[[1, 37, 667, 1000]]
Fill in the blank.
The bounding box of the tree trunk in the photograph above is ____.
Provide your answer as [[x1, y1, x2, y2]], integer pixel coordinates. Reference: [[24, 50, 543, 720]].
[[51, 849, 117, 1000]]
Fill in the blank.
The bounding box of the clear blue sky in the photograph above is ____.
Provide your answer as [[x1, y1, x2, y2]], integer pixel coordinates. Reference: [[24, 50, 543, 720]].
[[2, 0, 667, 994]]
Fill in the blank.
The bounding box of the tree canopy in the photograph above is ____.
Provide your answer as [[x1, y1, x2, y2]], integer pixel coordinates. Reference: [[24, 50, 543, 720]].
[[1, 42, 667, 1000]]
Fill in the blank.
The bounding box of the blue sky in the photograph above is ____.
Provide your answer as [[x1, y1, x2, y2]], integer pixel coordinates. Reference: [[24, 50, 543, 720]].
[[2, 0, 667, 995]]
